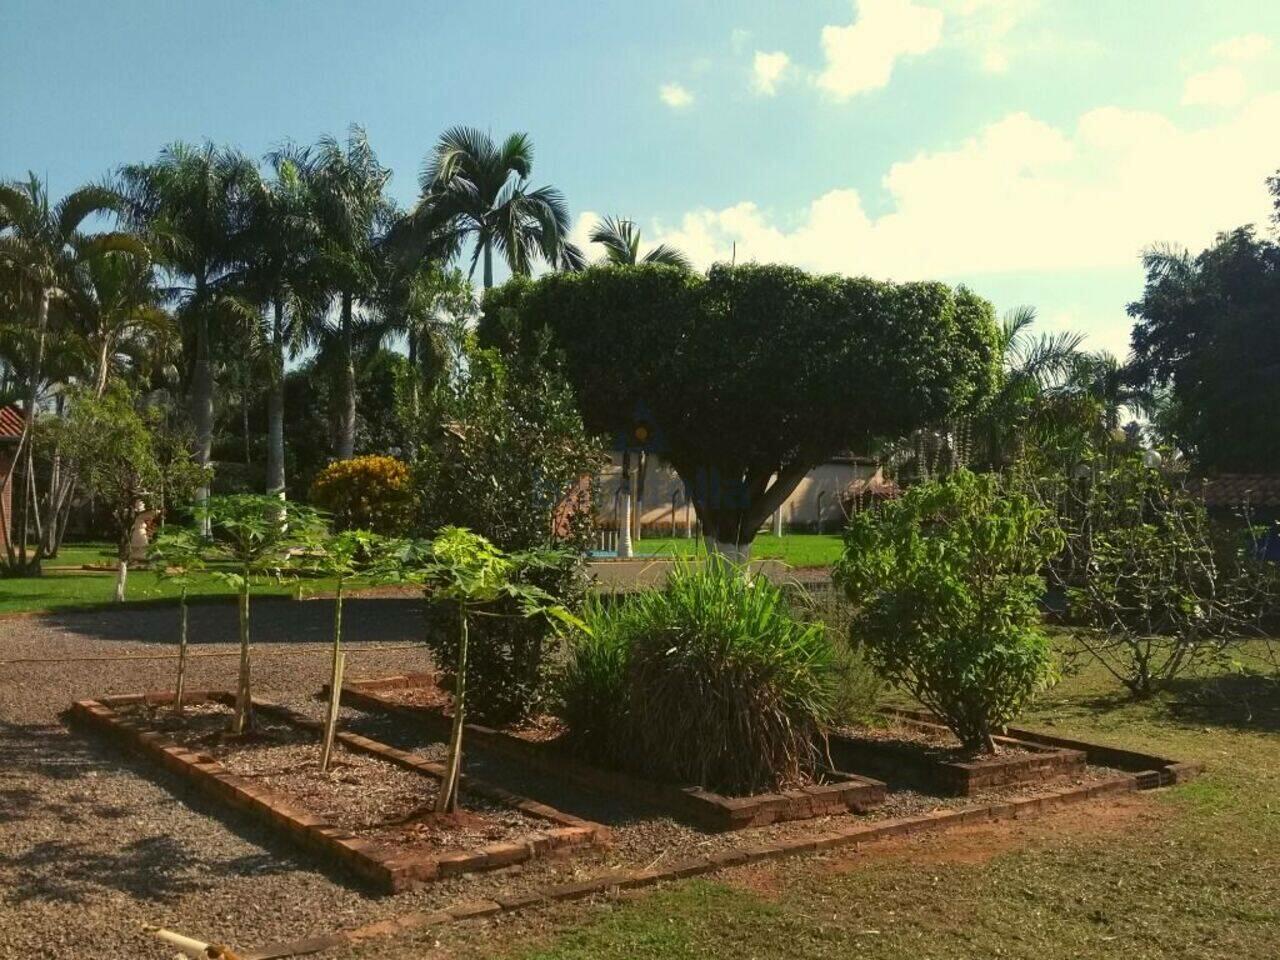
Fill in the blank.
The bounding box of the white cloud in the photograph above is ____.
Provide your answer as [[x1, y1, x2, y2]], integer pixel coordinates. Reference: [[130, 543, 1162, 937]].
[[1211, 33, 1272, 62], [940, 0, 1038, 73], [752, 50, 791, 95], [659, 82, 694, 109], [645, 93, 1280, 279], [1182, 65, 1248, 107], [816, 0, 944, 99]]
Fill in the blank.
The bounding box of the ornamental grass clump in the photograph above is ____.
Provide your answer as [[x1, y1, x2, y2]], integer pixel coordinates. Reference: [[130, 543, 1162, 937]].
[[561, 560, 839, 796]]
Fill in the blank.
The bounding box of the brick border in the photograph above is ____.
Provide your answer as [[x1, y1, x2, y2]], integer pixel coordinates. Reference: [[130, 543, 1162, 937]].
[[828, 722, 1086, 795], [335, 674, 886, 830], [882, 707, 1204, 786], [68, 691, 605, 893], [242, 767, 1168, 959]]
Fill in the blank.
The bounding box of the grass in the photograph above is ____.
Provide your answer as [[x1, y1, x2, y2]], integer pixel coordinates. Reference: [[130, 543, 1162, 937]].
[[634, 533, 843, 568], [0, 541, 352, 615], [423, 639, 1280, 960]]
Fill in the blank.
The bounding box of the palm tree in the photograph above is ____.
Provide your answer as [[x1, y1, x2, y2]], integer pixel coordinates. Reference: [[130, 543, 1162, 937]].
[[588, 215, 691, 269], [414, 127, 583, 289], [306, 126, 391, 459], [246, 146, 325, 498], [118, 143, 261, 517], [65, 246, 174, 396], [587, 216, 690, 550], [0, 175, 136, 569]]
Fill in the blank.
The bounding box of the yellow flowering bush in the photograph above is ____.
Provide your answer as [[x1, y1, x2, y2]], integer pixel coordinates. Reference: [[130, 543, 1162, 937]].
[[309, 455, 415, 533]]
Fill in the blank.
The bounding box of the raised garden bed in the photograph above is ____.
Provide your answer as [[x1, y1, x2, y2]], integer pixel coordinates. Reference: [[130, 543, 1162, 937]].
[[334, 673, 887, 830], [68, 691, 605, 893], [883, 706, 1204, 788], [828, 716, 1087, 796]]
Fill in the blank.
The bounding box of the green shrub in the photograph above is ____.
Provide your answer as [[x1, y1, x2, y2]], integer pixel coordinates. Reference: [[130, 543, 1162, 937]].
[[412, 348, 602, 724], [560, 560, 839, 795], [789, 588, 883, 725], [309, 455, 414, 534], [834, 470, 1061, 754]]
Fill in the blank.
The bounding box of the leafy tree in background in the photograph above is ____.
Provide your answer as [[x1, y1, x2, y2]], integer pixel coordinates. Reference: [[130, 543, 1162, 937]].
[[45, 385, 204, 601], [482, 263, 1000, 559], [1127, 221, 1280, 473], [0, 174, 138, 572], [410, 337, 603, 723]]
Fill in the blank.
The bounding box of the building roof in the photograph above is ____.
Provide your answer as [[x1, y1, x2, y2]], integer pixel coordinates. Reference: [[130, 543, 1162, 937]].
[[1197, 474, 1280, 509], [0, 405, 23, 442]]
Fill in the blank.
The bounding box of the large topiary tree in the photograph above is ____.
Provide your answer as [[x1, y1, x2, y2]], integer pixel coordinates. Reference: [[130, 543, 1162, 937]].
[[480, 263, 1000, 558]]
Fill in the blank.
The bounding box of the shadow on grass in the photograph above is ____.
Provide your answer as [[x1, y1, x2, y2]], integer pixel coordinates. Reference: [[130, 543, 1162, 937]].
[[1163, 672, 1280, 732]]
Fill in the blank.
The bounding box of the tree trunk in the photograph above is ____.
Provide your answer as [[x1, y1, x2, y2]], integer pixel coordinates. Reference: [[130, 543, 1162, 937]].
[[114, 557, 128, 602], [336, 291, 357, 460], [232, 579, 252, 734], [482, 240, 494, 290], [266, 302, 286, 500], [617, 452, 633, 559], [436, 603, 469, 813], [192, 307, 215, 534], [319, 580, 345, 772], [686, 459, 810, 561]]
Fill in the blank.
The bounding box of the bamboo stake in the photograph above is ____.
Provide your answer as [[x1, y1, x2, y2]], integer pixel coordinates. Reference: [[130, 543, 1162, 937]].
[[173, 586, 189, 716], [435, 603, 468, 813], [319, 651, 345, 772]]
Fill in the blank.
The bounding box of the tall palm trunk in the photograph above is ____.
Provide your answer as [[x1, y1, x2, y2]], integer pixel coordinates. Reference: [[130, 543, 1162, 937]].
[[336, 290, 357, 460], [191, 303, 215, 533], [617, 451, 633, 559], [266, 301, 286, 500], [482, 238, 494, 290], [9, 287, 52, 571]]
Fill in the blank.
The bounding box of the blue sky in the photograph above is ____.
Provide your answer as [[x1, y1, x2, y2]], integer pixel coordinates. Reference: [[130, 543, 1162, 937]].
[[4, 0, 1279, 355]]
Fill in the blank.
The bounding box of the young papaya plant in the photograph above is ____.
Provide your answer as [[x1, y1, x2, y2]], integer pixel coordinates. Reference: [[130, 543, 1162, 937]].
[[298, 527, 403, 771], [147, 527, 207, 716], [198, 495, 325, 734], [399, 527, 578, 813]]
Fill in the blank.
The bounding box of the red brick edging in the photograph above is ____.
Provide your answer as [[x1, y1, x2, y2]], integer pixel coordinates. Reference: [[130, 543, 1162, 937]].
[[68, 691, 605, 893]]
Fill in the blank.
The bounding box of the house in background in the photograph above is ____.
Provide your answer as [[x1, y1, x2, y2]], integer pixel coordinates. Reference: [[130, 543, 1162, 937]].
[[594, 453, 898, 538], [0, 405, 22, 551], [1198, 473, 1280, 561]]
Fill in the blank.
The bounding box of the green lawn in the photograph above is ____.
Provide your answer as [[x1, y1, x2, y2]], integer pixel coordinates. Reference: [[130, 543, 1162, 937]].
[[420, 642, 1280, 960], [634, 533, 843, 568], [0, 541, 351, 615]]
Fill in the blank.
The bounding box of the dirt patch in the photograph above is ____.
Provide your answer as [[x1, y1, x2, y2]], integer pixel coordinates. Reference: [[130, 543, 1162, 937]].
[[839, 720, 1040, 760]]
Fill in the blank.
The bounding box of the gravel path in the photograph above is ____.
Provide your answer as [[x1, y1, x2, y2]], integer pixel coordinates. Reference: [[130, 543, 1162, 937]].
[[1, 595, 1116, 959]]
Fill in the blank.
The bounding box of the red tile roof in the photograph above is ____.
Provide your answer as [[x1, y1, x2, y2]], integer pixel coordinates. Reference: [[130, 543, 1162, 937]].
[[1197, 474, 1280, 508], [0, 405, 23, 441]]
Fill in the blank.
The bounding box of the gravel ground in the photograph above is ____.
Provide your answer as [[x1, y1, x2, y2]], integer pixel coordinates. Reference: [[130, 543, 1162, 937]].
[[1, 595, 1117, 959]]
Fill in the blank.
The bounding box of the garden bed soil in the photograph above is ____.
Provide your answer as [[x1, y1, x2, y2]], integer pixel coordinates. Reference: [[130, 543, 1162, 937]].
[[68, 691, 605, 892], [335, 673, 887, 830], [828, 717, 1088, 796]]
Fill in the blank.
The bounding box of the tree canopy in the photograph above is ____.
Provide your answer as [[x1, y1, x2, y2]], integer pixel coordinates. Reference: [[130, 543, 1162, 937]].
[[480, 262, 1001, 552], [1128, 224, 1280, 473]]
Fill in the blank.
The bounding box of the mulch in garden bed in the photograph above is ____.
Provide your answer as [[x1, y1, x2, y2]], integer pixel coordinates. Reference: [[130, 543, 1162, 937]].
[[828, 716, 1088, 796], [118, 702, 548, 853], [71, 692, 605, 892]]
